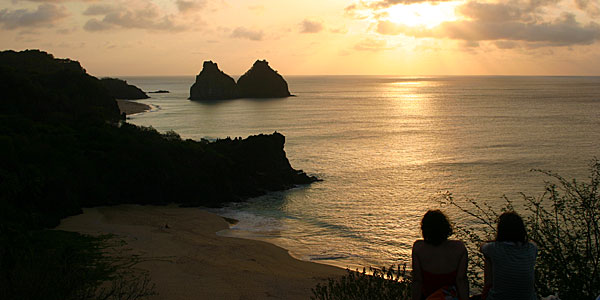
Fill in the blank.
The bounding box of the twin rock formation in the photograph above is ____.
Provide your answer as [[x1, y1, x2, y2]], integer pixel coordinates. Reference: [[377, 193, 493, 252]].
[[190, 60, 291, 100]]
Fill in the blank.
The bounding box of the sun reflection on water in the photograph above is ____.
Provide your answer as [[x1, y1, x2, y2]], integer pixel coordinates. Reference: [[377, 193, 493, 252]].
[[393, 81, 422, 86], [124, 76, 600, 270]]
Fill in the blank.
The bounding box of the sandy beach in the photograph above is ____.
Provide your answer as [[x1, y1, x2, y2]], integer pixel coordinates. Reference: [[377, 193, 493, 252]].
[[57, 205, 344, 300], [117, 99, 151, 115]]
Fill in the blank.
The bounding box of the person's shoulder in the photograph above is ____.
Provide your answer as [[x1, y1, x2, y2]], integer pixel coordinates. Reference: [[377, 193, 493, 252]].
[[527, 241, 538, 251], [413, 239, 425, 249], [480, 241, 495, 254], [447, 240, 467, 252], [447, 239, 466, 248], [412, 240, 426, 257]]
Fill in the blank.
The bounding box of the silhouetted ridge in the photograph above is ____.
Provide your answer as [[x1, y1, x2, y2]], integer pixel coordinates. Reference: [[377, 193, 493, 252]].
[[189, 61, 237, 100], [189, 59, 291, 100], [100, 77, 149, 100], [0, 49, 121, 122], [236, 60, 291, 98]]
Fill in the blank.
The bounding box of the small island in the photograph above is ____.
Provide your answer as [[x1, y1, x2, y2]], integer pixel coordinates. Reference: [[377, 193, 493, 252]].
[[100, 77, 149, 100], [236, 60, 291, 98], [189, 61, 237, 100], [189, 59, 291, 100]]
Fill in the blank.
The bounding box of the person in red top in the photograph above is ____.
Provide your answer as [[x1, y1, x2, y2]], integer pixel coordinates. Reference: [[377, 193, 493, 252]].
[[412, 210, 469, 300]]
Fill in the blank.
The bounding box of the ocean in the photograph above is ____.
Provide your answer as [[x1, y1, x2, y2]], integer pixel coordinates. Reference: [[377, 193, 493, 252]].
[[121, 75, 600, 269]]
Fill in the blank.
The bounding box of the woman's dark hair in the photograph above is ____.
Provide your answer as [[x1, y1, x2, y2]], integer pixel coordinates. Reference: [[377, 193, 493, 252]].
[[496, 211, 528, 243], [421, 210, 453, 246]]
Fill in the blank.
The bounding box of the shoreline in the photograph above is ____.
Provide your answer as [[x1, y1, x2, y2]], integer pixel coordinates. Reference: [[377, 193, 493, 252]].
[[117, 99, 151, 115], [57, 204, 344, 299], [216, 225, 366, 272]]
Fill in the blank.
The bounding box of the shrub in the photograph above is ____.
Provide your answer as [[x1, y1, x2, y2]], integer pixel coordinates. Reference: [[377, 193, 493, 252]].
[[440, 159, 600, 299], [311, 265, 411, 300]]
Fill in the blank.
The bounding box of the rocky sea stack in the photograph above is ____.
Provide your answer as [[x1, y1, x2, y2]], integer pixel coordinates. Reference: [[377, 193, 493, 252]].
[[189, 61, 237, 100], [100, 78, 149, 100], [236, 60, 291, 98], [189, 60, 291, 100]]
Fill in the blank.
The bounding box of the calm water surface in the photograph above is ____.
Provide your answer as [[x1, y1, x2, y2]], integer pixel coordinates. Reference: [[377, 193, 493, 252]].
[[123, 76, 600, 269]]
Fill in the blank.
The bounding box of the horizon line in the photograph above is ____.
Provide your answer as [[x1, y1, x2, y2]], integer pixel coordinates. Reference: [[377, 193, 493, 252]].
[[102, 74, 600, 78]]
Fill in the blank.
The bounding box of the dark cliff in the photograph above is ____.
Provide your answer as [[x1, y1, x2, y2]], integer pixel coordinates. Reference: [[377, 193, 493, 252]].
[[100, 77, 149, 100], [0, 49, 121, 122], [236, 60, 291, 98], [0, 50, 317, 230], [189, 61, 237, 100], [211, 132, 317, 198]]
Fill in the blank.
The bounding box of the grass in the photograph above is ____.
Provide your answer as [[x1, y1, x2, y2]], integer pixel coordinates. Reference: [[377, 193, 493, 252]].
[[0, 228, 156, 300]]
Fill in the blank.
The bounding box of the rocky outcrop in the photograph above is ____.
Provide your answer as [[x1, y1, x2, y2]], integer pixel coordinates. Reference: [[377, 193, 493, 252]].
[[210, 132, 318, 198], [189, 61, 237, 100], [236, 60, 291, 98], [189, 60, 291, 100], [100, 78, 149, 100]]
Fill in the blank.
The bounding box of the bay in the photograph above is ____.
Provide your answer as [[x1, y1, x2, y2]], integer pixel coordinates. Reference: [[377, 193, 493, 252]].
[[122, 75, 600, 269]]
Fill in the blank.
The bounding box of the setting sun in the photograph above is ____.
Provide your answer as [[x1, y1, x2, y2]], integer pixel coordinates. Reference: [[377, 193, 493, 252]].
[[385, 2, 461, 28]]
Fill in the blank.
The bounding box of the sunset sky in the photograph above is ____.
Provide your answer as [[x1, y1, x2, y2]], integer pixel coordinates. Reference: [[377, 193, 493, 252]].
[[1, 0, 599, 76]]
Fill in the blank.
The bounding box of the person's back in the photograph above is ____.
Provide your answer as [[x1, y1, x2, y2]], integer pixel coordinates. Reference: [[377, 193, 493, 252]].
[[413, 239, 467, 298], [412, 210, 468, 300], [481, 241, 537, 300], [481, 211, 537, 300], [414, 240, 466, 274]]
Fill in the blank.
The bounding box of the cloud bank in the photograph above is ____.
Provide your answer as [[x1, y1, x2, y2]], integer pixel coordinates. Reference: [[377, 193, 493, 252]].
[[378, 12, 600, 45], [176, 0, 206, 14], [230, 27, 264, 40], [300, 19, 324, 33], [0, 4, 68, 29], [371, 0, 456, 8], [82, 1, 186, 32], [359, 0, 600, 47], [354, 38, 392, 51]]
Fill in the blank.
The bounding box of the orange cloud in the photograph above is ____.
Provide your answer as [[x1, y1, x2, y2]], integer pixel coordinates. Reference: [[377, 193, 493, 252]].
[[300, 19, 324, 33], [0, 4, 69, 29]]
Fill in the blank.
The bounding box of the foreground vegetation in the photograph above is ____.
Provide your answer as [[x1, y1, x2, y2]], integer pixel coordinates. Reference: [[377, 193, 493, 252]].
[[314, 160, 600, 300], [311, 265, 411, 300], [445, 159, 600, 299], [0, 230, 155, 300]]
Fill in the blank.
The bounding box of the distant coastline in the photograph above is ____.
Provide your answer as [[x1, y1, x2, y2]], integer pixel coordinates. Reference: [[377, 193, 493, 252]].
[[116, 99, 151, 115]]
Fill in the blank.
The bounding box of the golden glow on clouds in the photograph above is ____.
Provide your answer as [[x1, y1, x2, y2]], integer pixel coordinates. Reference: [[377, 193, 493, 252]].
[[385, 2, 461, 28], [1, 0, 599, 75]]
